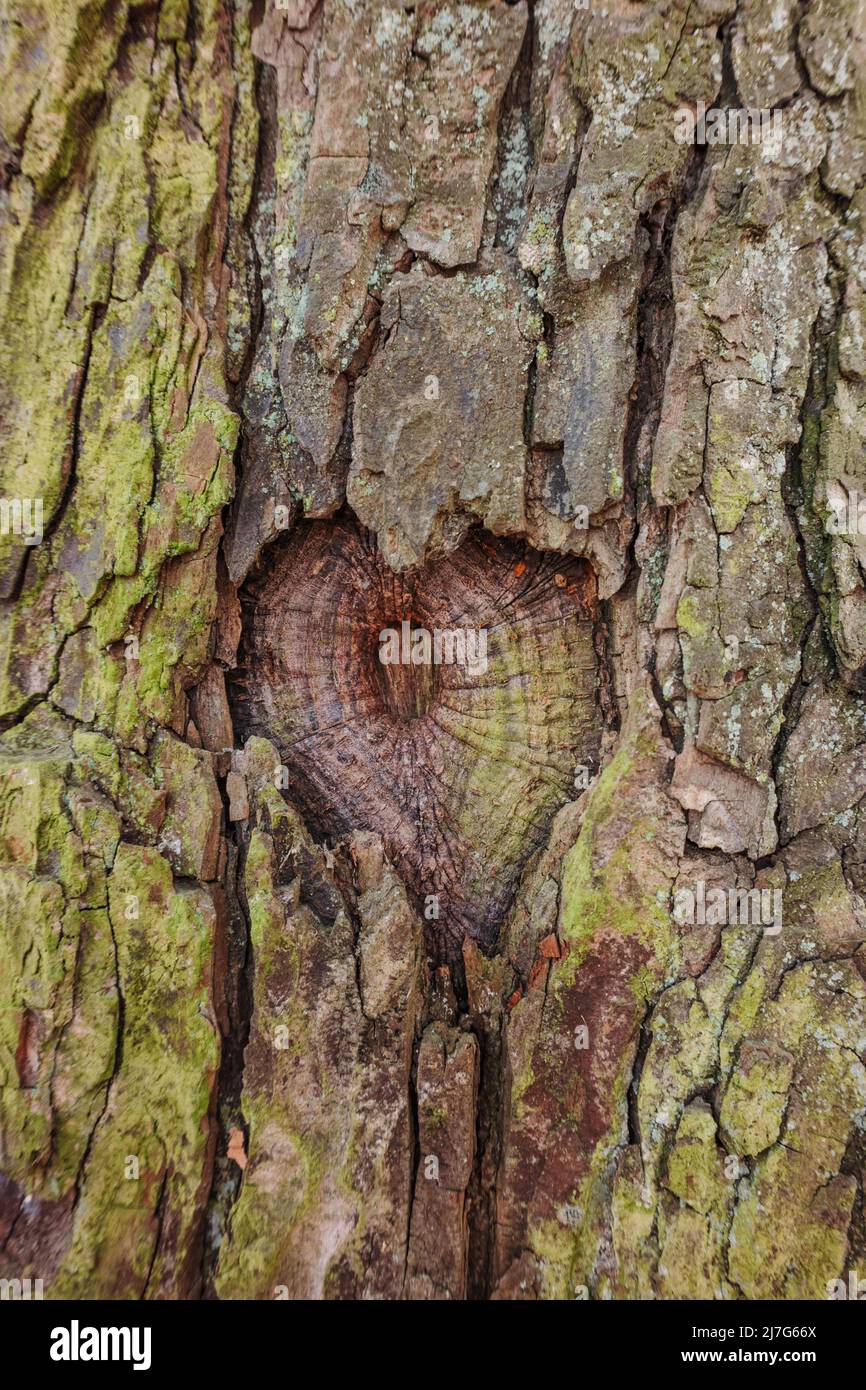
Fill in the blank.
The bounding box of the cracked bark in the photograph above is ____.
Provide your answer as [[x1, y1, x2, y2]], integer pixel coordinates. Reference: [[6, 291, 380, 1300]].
[[1, 0, 866, 1302]]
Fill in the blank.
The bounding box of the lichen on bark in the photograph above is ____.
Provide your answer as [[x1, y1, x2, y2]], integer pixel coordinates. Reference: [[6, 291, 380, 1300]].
[[2, 0, 866, 1304]]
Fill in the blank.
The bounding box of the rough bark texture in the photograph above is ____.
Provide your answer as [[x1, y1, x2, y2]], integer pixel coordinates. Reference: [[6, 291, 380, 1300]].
[[2, 0, 866, 1302]]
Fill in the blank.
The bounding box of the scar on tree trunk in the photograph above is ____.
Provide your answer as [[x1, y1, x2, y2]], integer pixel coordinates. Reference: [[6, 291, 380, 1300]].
[[231, 514, 603, 960]]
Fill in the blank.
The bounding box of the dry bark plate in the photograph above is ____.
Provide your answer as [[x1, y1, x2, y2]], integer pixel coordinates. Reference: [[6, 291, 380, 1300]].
[[236, 517, 601, 956]]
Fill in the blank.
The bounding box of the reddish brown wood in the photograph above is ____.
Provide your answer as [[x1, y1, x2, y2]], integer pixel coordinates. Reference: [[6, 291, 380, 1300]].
[[235, 516, 602, 958]]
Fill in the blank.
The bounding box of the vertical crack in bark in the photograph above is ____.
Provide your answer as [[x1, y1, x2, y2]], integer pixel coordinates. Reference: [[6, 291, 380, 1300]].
[[201, 26, 273, 1292], [201, 830, 254, 1295]]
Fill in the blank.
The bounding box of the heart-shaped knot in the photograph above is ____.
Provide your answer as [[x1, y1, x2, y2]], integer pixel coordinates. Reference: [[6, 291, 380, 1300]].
[[235, 518, 602, 958]]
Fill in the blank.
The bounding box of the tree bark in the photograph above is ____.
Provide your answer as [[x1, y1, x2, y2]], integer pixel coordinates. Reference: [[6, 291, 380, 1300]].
[[1, 0, 866, 1301]]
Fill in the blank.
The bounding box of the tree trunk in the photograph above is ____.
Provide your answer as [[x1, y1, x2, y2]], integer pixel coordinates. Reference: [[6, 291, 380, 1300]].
[[2, 0, 866, 1302]]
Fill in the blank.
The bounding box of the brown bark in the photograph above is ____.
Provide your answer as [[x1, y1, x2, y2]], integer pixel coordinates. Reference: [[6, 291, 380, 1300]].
[[1, 0, 866, 1303]]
